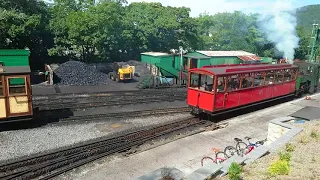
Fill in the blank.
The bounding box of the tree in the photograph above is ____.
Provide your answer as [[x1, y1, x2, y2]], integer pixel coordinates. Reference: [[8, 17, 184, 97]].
[[0, 0, 53, 68]]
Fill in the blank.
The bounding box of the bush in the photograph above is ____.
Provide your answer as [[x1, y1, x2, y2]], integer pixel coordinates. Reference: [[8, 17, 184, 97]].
[[268, 160, 290, 176], [285, 143, 295, 152], [228, 162, 242, 180], [278, 151, 291, 162], [310, 130, 319, 139]]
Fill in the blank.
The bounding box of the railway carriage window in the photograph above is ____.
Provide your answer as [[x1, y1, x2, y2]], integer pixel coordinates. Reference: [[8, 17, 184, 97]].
[[8, 77, 26, 95], [275, 70, 284, 83], [200, 74, 214, 91], [284, 69, 292, 81], [240, 74, 253, 88], [265, 71, 274, 84], [253, 73, 264, 86], [217, 77, 226, 92], [227, 75, 240, 91]]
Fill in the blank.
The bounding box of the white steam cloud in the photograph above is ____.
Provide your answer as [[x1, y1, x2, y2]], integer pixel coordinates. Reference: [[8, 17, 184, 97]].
[[258, 0, 299, 64]]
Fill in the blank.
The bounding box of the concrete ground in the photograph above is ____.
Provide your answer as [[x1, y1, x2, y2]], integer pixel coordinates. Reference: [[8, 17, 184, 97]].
[[55, 94, 320, 180]]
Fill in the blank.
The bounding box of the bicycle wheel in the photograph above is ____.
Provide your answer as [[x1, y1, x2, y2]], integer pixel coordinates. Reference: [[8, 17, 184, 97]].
[[215, 152, 227, 164], [201, 156, 215, 166], [224, 146, 237, 158], [236, 142, 249, 156]]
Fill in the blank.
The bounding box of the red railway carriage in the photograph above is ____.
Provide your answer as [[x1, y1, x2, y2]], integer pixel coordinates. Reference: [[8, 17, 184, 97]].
[[187, 63, 299, 115]]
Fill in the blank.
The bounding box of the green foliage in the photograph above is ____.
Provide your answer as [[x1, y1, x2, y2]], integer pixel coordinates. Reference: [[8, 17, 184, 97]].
[[278, 151, 292, 162], [268, 160, 290, 176], [296, 5, 320, 32], [285, 143, 295, 152], [310, 130, 319, 139], [0, 1, 319, 64], [228, 162, 242, 180]]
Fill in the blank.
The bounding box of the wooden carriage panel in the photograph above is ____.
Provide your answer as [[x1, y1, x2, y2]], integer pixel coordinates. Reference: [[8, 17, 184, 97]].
[[0, 75, 5, 119], [5, 75, 32, 117], [9, 96, 29, 114], [0, 98, 5, 118]]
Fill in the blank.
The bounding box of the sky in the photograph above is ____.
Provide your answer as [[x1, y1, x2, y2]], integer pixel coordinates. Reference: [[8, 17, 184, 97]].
[[126, 0, 319, 17]]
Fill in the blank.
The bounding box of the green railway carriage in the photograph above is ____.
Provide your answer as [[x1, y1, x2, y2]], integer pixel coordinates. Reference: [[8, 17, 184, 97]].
[[0, 50, 30, 86], [0, 50, 30, 66]]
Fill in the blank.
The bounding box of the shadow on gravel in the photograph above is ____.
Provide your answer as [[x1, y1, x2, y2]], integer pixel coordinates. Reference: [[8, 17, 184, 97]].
[[199, 96, 294, 122], [0, 108, 74, 132]]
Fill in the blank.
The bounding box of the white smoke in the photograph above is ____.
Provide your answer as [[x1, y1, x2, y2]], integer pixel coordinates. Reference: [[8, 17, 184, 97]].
[[258, 0, 299, 64]]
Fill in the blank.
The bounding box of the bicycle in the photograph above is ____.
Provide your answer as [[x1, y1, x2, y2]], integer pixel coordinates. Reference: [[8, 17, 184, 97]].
[[242, 136, 267, 155], [224, 137, 267, 158], [201, 148, 228, 166], [224, 138, 248, 158]]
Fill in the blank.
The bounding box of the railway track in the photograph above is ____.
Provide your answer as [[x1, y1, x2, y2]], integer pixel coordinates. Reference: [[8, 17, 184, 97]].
[[34, 94, 186, 110], [0, 117, 205, 180], [44, 107, 191, 124], [32, 88, 187, 101]]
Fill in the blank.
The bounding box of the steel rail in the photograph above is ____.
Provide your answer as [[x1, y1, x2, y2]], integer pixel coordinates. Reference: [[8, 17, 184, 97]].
[[52, 107, 191, 124], [33, 94, 186, 110], [0, 117, 204, 180], [32, 87, 187, 100]]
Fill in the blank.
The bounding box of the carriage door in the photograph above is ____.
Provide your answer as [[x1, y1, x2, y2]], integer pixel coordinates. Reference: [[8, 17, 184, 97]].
[[0, 75, 6, 119], [5, 76, 30, 117]]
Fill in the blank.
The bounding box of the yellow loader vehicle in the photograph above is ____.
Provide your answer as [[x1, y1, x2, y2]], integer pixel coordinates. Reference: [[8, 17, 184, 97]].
[[108, 62, 134, 82]]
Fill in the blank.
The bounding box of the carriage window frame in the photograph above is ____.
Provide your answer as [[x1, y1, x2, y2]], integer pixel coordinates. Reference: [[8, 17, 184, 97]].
[[239, 73, 254, 90], [0, 76, 3, 97], [199, 74, 214, 92], [253, 72, 265, 87], [227, 74, 240, 92], [7, 76, 27, 96], [274, 70, 284, 84], [216, 76, 227, 93], [189, 72, 200, 89]]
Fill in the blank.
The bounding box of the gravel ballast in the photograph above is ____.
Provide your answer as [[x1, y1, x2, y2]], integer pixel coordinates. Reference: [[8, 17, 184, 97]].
[[0, 113, 191, 162]]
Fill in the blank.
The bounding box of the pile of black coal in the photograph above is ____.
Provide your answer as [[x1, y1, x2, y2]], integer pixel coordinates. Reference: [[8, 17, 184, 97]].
[[54, 60, 109, 86], [127, 60, 151, 77]]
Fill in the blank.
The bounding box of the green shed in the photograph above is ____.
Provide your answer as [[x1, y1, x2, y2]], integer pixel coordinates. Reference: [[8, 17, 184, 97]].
[[0, 49, 30, 66], [141, 52, 180, 77], [183, 51, 261, 69]]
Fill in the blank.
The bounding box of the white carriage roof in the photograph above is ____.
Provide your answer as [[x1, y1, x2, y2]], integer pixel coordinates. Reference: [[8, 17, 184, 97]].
[[196, 50, 256, 57], [141, 52, 171, 56]]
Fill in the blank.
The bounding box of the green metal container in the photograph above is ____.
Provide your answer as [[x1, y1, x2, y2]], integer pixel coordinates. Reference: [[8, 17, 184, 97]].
[[0, 49, 30, 66]]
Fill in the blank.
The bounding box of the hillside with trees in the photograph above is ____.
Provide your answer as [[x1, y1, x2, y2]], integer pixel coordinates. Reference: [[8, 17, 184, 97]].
[[296, 4, 320, 31], [0, 0, 319, 68]]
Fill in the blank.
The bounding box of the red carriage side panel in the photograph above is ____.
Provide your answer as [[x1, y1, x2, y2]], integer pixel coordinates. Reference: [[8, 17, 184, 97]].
[[187, 88, 199, 107], [238, 89, 252, 106], [251, 87, 264, 103], [223, 91, 239, 109], [198, 91, 214, 112], [215, 93, 225, 109]]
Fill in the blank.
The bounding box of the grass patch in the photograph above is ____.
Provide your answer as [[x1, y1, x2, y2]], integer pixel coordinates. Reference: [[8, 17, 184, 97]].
[[310, 130, 319, 139], [278, 151, 291, 162], [228, 162, 242, 180], [268, 160, 290, 176], [285, 143, 295, 152]]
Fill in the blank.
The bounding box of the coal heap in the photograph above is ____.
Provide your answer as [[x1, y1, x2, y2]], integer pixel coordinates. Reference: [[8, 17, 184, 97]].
[[54, 60, 109, 86]]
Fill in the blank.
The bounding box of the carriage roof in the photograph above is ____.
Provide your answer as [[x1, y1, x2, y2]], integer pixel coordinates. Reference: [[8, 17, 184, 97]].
[[189, 64, 298, 76]]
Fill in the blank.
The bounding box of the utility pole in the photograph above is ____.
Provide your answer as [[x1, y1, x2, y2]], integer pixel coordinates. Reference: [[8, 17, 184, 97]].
[[179, 46, 183, 86]]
